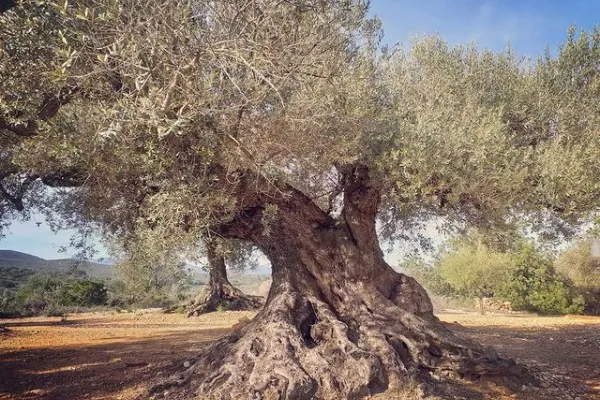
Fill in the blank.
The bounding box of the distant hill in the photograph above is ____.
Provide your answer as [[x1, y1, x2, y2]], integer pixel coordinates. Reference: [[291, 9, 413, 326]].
[[0, 250, 114, 279], [0, 250, 45, 263], [0, 250, 270, 292]]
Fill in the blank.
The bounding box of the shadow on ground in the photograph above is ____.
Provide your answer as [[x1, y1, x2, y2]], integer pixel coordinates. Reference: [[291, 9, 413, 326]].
[[0, 317, 599, 399], [0, 328, 227, 400], [443, 321, 600, 400]]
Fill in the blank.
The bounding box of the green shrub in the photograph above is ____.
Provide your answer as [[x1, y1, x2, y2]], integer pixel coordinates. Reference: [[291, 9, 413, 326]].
[[15, 273, 64, 314], [438, 242, 513, 302], [555, 237, 600, 288], [0, 273, 108, 316], [106, 278, 175, 308], [62, 280, 108, 307], [569, 287, 600, 315], [409, 232, 589, 315], [498, 244, 583, 315], [554, 236, 600, 314], [0, 288, 21, 317]]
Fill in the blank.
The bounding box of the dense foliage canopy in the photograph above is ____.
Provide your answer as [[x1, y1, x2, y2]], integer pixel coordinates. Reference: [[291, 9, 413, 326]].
[[2, 1, 600, 253]]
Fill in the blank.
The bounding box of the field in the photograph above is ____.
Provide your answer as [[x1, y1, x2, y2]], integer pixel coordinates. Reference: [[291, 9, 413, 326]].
[[1, 310, 599, 400]]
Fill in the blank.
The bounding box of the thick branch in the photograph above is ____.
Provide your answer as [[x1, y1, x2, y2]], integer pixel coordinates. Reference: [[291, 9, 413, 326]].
[[40, 167, 86, 187], [216, 173, 330, 242], [0, 88, 76, 137], [0, 119, 38, 137], [340, 164, 382, 251], [0, 173, 39, 211], [0, 182, 24, 211], [0, 166, 85, 216]]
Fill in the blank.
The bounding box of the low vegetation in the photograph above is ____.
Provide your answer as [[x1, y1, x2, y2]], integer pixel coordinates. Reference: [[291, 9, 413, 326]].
[[0, 251, 268, 317], [0, 271, 107, 317], [403, 232, 600, 315]]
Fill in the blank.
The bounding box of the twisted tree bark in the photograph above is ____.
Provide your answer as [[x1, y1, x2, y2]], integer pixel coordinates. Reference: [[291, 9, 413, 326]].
[[147, 168, 532, 399]]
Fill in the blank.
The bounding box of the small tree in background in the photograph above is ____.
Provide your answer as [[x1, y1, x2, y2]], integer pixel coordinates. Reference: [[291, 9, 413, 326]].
[[188, 238, 263, 316], [400, 255, 454, 298], [555, 236, 600, 288], [109, 243, 191, 308], [438, 240, 513, 313], [555, 235, 600, 313], [421, 232, 587, 315], [15, 273, 64, 314]]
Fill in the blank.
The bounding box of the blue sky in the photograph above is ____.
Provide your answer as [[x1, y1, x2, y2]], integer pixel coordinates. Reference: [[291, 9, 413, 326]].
[[1, 0, 598, 260], [371, 0, 599, 55], [0, 215, 109, 260]]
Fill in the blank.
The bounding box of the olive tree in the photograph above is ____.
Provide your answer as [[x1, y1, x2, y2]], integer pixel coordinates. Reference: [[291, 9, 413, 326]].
[[3, 1, 600, 398], [187, 238, 263, 316], [555, 235, 600, 288], [438, 241, 513, 313]]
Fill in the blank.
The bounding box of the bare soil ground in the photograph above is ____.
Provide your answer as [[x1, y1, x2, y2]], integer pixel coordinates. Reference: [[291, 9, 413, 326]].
[[1, 310, 599, 400]]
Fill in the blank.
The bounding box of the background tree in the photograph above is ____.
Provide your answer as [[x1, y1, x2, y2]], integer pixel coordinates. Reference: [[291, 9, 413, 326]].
[[498, 243, 583, 315], [3, 1, 600, 398], [400, 255, 455, 298], [107, 229, 264, 312], [555, 235, 600, 288], [61, 279, 107, 308], [409, 230, 586, 315], [188, 238, 263, 316], [437, 239, 513, 313], [555, 235, 600, 313], [106, 230, 193, 308]]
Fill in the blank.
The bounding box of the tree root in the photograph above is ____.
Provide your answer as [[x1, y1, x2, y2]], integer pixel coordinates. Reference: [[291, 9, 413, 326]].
[[146, 287, 534, 400], [187, 284, 264, 316]]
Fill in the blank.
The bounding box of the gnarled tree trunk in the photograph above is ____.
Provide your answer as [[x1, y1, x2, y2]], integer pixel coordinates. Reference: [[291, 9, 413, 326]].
[[149, 168, 532, 399], [187, 241, 263, 316]]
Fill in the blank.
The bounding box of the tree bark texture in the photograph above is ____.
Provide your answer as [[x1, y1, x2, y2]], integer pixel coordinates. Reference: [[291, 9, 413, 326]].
[[148, 167, 532, 399]]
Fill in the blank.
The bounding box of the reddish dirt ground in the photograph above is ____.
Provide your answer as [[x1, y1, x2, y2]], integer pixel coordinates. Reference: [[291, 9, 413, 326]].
[[1, 310, 599, 400]]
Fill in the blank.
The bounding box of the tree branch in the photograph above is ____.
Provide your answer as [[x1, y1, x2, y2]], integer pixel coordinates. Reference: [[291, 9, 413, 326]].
[[40, 168, 86, 187], [0, 173, 38, 212], [0, 182, 24, 211], [216, 173, 330, 243], [340, 164, 382, 248], [0, 87, 77, 137]]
